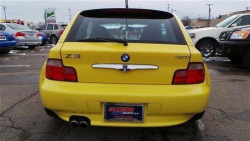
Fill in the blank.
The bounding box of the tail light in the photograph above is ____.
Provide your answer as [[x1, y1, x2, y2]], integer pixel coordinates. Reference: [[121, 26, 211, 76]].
[[45, 59, 78, 82], [15, 32, 25, 37], [37, 33, 42, 37], [172, 62, 205, 84], [59, 30, 64, 35]]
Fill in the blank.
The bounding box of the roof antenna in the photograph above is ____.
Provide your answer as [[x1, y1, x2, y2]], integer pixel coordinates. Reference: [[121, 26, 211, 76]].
[[125, 0, 129, 9]]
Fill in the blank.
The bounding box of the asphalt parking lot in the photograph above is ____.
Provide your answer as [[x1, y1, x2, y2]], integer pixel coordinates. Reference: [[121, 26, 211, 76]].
[[0, 45, 250, 141]]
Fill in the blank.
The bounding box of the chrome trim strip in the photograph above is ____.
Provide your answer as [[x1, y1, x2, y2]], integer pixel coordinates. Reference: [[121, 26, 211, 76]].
[[92, 64, 158, 71]]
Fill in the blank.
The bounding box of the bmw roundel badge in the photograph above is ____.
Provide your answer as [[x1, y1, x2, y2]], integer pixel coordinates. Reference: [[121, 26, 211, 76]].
[[121, 54, 130, 62]]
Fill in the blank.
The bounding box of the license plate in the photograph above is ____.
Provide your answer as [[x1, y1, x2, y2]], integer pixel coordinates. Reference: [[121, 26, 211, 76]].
[[27, 34, 36, 37], [0, 36, 6, 40], [104, 103, 144, 122]]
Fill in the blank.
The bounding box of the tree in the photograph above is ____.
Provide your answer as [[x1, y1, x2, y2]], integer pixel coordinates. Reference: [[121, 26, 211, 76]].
[[181, 16, 191, 26]]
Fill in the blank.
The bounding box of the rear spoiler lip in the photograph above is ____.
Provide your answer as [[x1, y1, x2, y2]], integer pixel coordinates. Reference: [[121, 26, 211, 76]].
[[80, 8, 174, 19]]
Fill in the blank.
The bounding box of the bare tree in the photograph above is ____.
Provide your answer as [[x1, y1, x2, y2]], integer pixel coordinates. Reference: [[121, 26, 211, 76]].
[[181, 16, 191, 26]]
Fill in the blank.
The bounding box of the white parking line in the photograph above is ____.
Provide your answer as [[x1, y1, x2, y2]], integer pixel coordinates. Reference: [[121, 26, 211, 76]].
[[3, 54, 48, 56], [7, 53, 27, 56], [0, 65, 30, 68], [28, 54, 48, 56], [197, 120, 205, 131]]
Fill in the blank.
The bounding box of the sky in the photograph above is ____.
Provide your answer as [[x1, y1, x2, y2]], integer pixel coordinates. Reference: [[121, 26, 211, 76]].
[[1, 0, 250, 23]]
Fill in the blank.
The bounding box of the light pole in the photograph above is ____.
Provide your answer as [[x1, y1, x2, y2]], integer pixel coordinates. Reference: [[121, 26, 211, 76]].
[[125, 0, 128, 8], [2, 6, 7, 22], [206, 4, 213, 27], [69, 9, 71, 21]]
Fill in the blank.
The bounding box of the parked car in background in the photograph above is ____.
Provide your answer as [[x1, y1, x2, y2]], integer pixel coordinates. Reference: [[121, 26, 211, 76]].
[[0, 23, 42, 49], [38, 23, 67, 44], [40, 8, 211, 128], [185, 26, 194, 30], [218, 26, 250, 70], [188, 13, 250, 57], [40, 32, 48, 46], [0, 31, 16, 54]]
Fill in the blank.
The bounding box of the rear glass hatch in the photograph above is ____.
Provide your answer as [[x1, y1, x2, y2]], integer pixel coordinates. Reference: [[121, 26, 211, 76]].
[[61, 9, 190, 85]]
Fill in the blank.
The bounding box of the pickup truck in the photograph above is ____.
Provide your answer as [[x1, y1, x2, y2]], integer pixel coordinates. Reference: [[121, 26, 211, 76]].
[[218, 27, 250, 70], [188, 13, 250, 57]]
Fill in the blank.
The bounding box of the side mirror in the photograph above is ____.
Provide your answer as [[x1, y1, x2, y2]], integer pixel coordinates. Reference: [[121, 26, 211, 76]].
[[231, 23, 238, 27]]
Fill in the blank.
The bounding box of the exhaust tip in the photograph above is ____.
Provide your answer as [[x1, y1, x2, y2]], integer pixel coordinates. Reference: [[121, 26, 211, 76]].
[[79, 121, 88, 128], [70, 120, 78, 128]]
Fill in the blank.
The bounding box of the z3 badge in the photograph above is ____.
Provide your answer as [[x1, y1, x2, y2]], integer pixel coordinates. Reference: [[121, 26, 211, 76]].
[[65, 54, 81, 58], [175, 56, 190, 59]]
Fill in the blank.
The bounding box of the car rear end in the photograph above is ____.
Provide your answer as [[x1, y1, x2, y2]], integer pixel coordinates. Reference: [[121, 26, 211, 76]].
[[55, 24, 67, 41], [6, 24, 42, 46], [15, 31, 42, 46], [58, 24, 67, 37], [0, 31, 16, 53], [40, 9, 210, 127]]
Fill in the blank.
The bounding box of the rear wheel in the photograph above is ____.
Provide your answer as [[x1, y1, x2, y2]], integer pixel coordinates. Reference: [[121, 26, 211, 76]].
[[190, 111, 205, 121], [243, 49, 250, 70], [44, 108, 59, 118], [50, 35, 58, 45], [0, 49, 11, 54], [196, 40, 216, 57]]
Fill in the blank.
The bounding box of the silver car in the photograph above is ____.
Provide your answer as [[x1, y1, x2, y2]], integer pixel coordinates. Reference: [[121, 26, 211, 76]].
[[0, 23, 42, 49], [38, 23, 67, 44]]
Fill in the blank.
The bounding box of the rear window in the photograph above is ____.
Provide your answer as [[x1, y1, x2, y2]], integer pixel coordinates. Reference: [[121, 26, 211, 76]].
[[7, 24, 31, 30], [66, 9, 186, 45], [61, 25, 67, 29]]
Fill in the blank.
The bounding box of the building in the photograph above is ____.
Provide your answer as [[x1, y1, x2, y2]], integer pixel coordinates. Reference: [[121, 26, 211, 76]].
[[190, 10, 250, 27]]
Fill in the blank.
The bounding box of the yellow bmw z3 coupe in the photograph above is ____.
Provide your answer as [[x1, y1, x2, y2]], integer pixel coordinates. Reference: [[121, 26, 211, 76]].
[[40, 8, 211, 128]]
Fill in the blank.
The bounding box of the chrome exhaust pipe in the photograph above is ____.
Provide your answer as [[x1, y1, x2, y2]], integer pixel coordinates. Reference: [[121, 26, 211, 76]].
[[70, 120, 78, 128], [79, 120, 88, 128]]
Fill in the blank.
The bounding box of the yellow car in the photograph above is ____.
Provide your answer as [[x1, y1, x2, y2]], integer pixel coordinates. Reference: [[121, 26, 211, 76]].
[[40, 9, 211, 128]]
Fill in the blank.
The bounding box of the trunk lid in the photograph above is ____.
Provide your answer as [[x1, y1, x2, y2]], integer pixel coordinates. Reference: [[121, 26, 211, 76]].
[[61, 42, 190, 85], [21, 31, 39, 38]]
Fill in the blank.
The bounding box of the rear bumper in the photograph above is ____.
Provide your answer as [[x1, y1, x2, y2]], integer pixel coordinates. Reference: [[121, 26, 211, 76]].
[[0, 41, 16, 50], [40, 77, 210, 127], [16, 37, 42, 46]]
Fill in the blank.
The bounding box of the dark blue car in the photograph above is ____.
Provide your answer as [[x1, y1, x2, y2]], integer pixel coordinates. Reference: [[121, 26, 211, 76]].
[[40, 32, 48, 46], [0, 31, 16, 54]]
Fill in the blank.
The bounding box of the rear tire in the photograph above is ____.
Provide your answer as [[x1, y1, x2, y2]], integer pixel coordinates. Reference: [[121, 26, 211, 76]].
[[190, 111, 205, 121], [243, 49, 250, 70], [44, 108, 59, 118], [196, 40, 216, 57], [0, 49, 11, 54], [50, 35, 58, 45]]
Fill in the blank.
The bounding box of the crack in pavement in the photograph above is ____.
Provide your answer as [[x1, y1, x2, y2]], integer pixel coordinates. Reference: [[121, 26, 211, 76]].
[[206, 107, 250, 122], [1, 115, 51, 141], [0, 90, 39, 117]]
